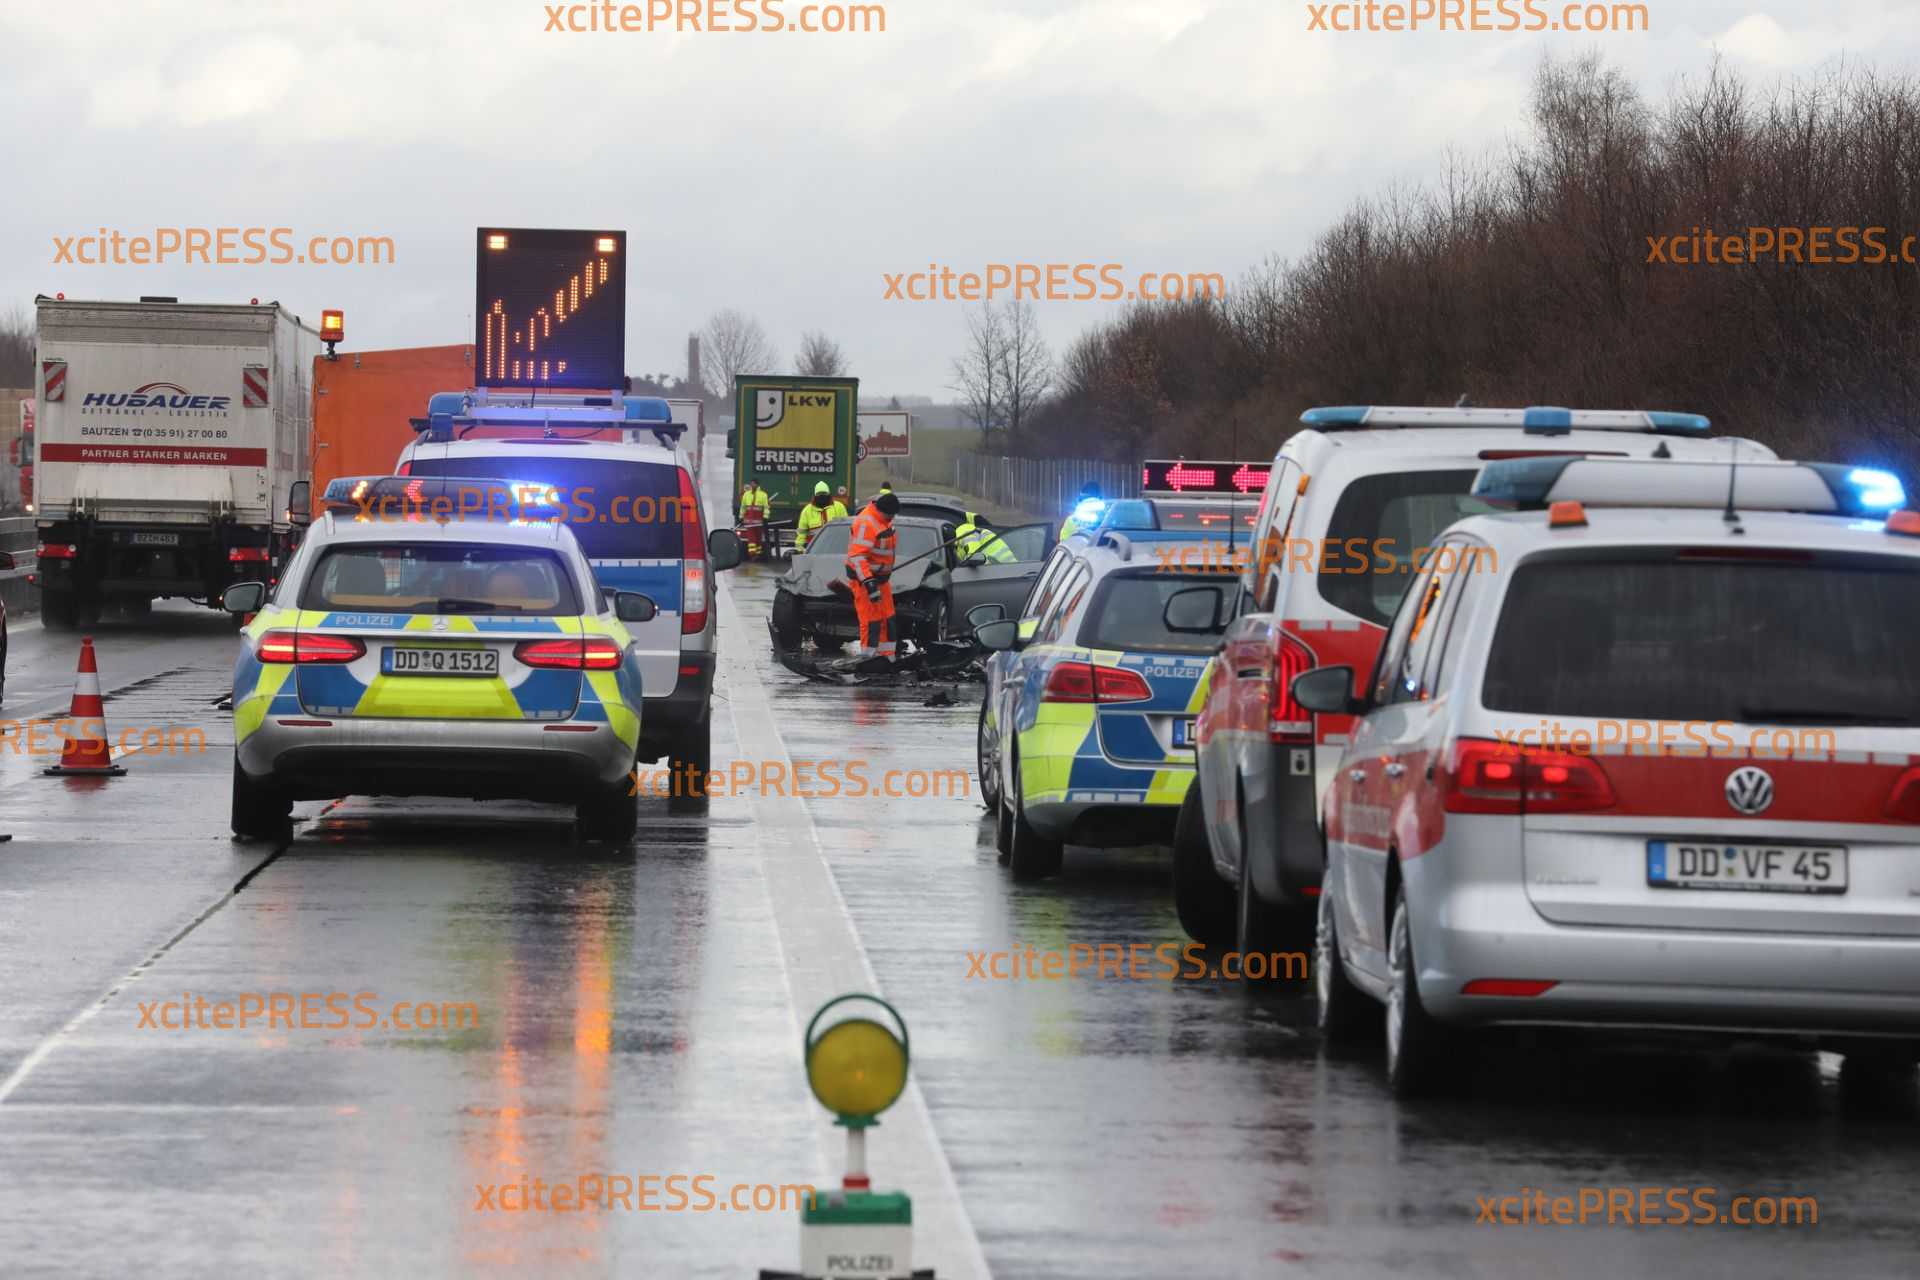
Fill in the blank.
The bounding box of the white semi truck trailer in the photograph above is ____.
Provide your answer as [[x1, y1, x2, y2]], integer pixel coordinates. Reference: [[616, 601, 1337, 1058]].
[[32, 297, 320, 628]]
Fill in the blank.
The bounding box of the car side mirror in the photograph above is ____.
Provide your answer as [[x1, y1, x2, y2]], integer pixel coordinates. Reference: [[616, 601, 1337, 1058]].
[[708, 528, 743, 571], [966, 602, 1006, 628], [223, 582, 267, 614], [1292, 665, 1359, 715], [1163, 585, 1225, 633], [974, 619, 1020, 651], [285, 479, 311, 527], [614, 592, 657, 623]]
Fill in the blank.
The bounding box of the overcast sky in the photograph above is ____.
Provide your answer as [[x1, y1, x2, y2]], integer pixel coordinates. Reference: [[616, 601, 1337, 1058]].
[[6, 1, 1918, 399]]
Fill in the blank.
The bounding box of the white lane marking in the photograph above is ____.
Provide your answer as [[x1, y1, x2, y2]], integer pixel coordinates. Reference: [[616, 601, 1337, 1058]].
[[715, 576, 992, 1280], [0, 885, 247, 1105]]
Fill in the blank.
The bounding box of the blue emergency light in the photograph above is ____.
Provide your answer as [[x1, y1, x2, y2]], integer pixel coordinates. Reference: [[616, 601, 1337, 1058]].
[[1476, 457, 1910, 519], [1301, 404, 1713, 435], [1072, 497, 1106, 526]]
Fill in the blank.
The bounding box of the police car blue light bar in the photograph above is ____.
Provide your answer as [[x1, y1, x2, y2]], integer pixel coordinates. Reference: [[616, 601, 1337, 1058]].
[[410, 391, 681, 438], [1473, 457, 1907, 517], [1300, 405, 1712, 435], [319, 474, 566, 520]]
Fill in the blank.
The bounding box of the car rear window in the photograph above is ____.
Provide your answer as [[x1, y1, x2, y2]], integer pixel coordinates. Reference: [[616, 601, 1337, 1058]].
[[301, 544, 582, 616], [1077, 572, 1236, 654], [1318, 469, 1492, 625], [1481, 553, 1920, 724], [405, 455, 687, 560]]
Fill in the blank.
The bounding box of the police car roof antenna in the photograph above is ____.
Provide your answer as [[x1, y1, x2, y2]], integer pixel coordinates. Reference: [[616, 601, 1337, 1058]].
[[1722, 438, 1744, 533]]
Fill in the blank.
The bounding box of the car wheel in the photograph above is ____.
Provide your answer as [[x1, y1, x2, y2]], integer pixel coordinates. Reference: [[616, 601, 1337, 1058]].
[[1316, 877, 1378, 1047], [995, 792, 1013, 864], [1385, 885, 1449, 1096], [230, 757, 292, 840], [976, 698, 1002, 814], [1007, 745, 1062, 882], [812, 634, 846, 654], [770, 589, 803, 651], [667, 716, 712, 814], [577, 777, 640, 843], [1172, 780, 1233, 945], [920, 600, 948, 644]]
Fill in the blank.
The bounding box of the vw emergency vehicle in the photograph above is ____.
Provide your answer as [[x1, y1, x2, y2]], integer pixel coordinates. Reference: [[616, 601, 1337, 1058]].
[[975, 531, 1236, 880], [1288, 456, 1920, 1096]]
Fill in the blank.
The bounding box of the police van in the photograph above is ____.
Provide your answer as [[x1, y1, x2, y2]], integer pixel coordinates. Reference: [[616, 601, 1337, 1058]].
[[395, 390, 741, 808]]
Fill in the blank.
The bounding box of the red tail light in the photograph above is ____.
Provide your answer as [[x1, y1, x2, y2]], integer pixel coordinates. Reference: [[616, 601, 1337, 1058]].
[[1094, 665, 1152, 703], [1885, 767, 1920, 822], [678, 467, 707, 634], [1043, 662, 1153, 704], [1462, 979, 1558, 997], [1043, 662, 1097, 703], [1269, 631, 1315, 742], [36, 542, 77, 559], [515, 636, 623, 671], [1440, 738, 1616, 814], [396, 460, 412, 476], [257, 630, 365, 664], [228, 547, 270, 562]]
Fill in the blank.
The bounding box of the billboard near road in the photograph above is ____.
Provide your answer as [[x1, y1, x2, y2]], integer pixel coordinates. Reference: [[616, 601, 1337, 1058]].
[[857, 410, 911, 460]]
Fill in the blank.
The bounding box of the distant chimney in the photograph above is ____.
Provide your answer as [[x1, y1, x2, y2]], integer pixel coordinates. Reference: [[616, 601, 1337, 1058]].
[[687, 334, 702, 395]]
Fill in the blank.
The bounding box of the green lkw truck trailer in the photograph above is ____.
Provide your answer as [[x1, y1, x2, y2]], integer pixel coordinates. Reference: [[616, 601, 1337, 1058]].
[[731, 374, 859, 543]]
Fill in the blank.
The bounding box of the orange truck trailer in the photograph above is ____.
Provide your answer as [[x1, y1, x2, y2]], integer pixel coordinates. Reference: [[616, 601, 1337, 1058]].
[[308, 343, 475, 516]]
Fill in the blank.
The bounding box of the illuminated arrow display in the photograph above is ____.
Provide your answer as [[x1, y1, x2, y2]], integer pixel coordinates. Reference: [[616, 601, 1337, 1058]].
[[1142, 459, 1272, 495], [475, 228, 627, 390]]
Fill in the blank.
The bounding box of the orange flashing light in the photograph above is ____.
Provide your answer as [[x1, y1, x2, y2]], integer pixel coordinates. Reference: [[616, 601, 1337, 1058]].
[[1887, 509, 1920, 538], [1548, 500, 1588, 528]]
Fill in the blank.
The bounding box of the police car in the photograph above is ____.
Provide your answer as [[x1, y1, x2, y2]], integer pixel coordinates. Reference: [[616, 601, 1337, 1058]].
[[395, 392, 740, 811], [224, 478, 656, 843], [1287, 456, 1920, 1095], [973, 531, 1236, 880]]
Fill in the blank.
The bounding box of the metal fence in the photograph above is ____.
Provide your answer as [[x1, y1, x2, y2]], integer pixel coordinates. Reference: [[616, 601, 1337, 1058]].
[[952, 453, 1139, 521]]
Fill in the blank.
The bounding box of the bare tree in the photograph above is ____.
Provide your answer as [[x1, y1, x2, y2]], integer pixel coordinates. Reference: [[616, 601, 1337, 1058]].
[[794, 330, 848, 377], [700, 309, 777, 399], [999, 300, 1054, 439], [0, 305, 33, 388], [949, 304, 1007, 443]]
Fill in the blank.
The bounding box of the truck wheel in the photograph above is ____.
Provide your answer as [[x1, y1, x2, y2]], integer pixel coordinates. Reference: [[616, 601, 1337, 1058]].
[[1172, 780, 1234, 945], [1007, 745, 1063, 882], [771, 589, 803, 651], [667, 716, 712, 814], [576, 778, 639, 843], [231, 758, 292, 840], [42, 594, 78, 632]]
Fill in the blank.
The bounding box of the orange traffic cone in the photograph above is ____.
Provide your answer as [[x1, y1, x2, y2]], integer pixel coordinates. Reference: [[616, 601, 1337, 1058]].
[[45, 637, 127, 777]]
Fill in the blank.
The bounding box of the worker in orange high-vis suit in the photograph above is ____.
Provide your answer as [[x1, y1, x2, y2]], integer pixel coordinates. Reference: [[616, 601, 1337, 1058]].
[[845, 490, 901, 657]]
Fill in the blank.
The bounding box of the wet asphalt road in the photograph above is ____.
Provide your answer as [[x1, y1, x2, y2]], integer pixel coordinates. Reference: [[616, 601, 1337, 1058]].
[[0, 458, 1916, 1278]]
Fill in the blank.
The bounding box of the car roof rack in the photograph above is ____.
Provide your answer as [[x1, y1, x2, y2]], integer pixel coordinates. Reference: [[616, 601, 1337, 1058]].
[[1474, 457, 1907, 517], [1300, 405, 1712, 436]]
